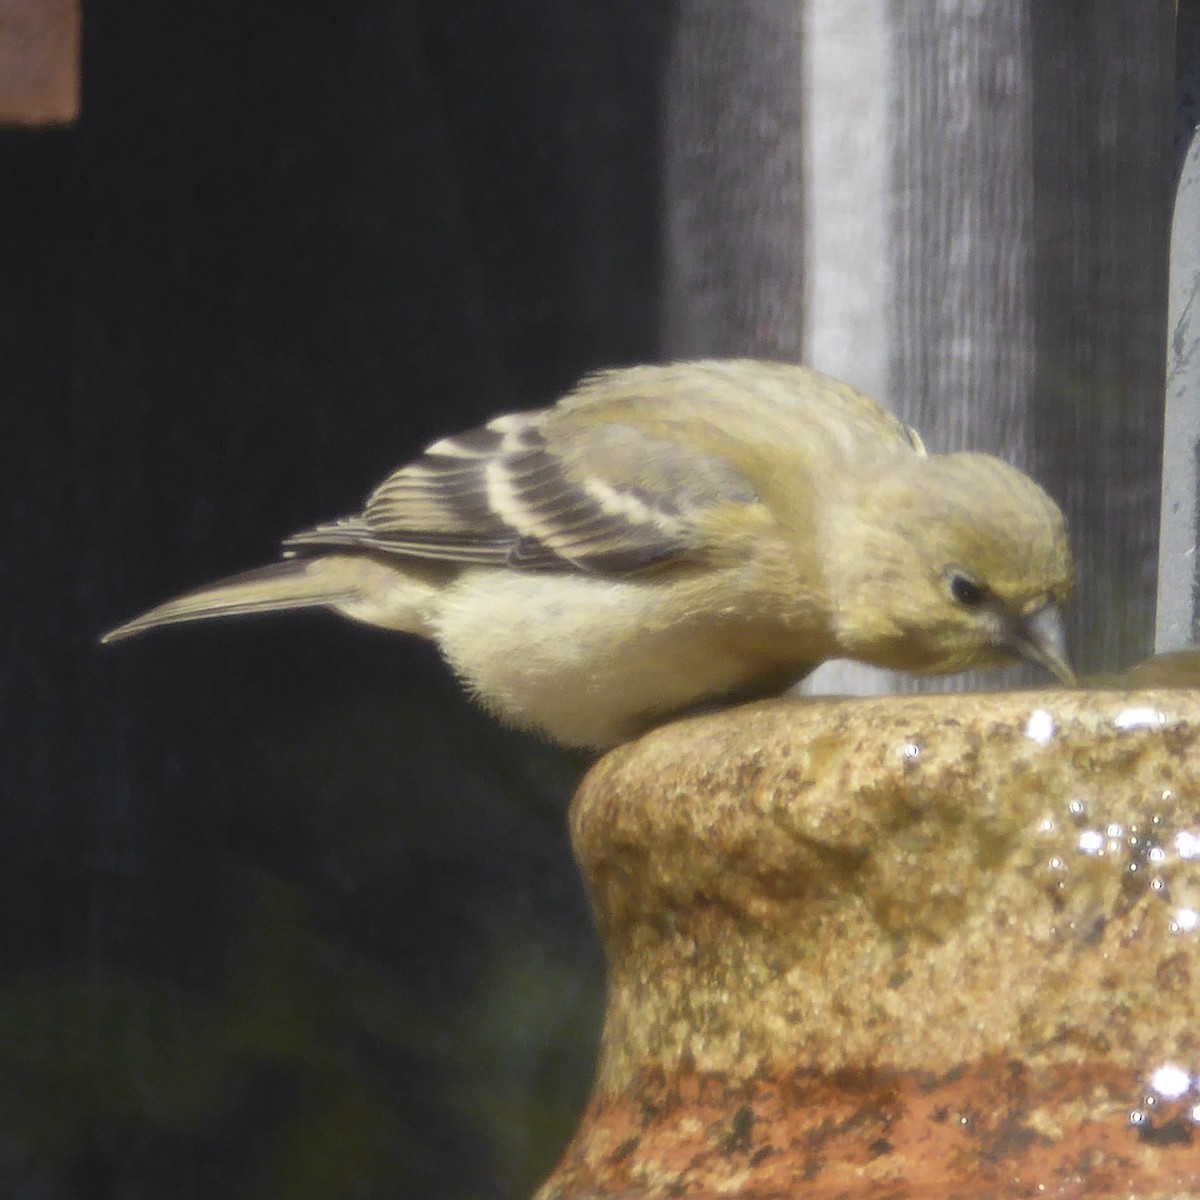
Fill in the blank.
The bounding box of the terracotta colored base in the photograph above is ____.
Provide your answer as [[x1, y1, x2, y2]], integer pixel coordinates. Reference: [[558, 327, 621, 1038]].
[[544, 1061, 1199, 1199]]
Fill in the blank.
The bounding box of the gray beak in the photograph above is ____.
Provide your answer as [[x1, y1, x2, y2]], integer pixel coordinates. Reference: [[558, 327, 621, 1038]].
[[1005, 603, 1077, 685]]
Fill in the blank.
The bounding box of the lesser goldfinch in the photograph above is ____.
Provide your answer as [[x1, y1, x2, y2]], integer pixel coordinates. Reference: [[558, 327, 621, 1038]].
[[102, 360, 1075, 748]]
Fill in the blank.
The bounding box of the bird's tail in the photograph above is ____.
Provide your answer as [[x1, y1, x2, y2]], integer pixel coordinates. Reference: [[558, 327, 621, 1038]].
[[99, 559, 359, 644]]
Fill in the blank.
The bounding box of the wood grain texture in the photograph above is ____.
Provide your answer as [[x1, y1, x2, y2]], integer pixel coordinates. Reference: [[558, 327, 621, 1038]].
[[661, 0, 806, 362], [659, 1, 1174, 686]]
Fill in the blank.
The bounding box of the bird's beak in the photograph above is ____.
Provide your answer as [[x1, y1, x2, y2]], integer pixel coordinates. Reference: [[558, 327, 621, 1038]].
[[1005, 603, 1077, 685]]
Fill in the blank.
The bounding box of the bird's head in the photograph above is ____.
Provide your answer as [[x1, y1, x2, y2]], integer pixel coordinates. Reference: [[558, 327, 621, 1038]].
[[828, 452, 1076, 682]]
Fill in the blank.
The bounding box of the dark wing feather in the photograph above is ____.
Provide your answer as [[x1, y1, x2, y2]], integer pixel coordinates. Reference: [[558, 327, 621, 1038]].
[[283, 409, 757, 576]]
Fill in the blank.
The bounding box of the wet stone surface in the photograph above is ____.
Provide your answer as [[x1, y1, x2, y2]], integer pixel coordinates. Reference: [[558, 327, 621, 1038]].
[[538, 690, 1200, 1199]]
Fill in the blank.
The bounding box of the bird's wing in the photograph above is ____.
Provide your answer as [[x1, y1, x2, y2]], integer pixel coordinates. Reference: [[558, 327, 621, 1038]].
[[282, 409, 759, 576]]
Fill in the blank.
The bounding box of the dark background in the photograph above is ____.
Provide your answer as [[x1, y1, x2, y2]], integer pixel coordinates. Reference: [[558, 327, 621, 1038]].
[[2, 2, 672, 1195], [2, 2, 1183, 1196]]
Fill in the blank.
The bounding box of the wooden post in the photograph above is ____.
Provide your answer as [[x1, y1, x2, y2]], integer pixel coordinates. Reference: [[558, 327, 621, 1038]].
[[661, 0, 1173, 685]]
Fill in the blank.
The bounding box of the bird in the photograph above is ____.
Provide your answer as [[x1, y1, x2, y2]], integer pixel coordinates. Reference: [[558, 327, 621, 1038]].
[[102, 359, 1076, 750]]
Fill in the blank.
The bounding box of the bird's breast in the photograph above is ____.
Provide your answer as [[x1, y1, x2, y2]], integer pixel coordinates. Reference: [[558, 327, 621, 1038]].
[[428, 568, 829, 749]]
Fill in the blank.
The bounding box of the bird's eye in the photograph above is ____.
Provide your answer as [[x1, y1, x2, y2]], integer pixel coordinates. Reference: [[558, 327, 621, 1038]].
[[949, 572, 986, 607]]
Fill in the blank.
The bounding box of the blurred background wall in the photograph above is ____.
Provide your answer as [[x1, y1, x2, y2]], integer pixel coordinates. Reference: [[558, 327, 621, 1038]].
[[0, 1, 1176, 1196]]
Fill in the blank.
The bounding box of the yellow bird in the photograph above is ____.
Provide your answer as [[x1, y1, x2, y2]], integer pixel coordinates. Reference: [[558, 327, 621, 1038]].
[[103, 360, 1075, 749]]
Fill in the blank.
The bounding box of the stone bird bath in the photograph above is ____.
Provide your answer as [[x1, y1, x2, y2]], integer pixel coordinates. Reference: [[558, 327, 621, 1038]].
[[536, 690, 1200, 1199]]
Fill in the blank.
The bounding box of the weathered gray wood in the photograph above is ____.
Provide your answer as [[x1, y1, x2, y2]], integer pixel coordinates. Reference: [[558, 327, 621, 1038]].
[[661, 0, 1173, 688], [661, 0, 806, 362], [800, 0, 892, 400], [1026, 4, 1172, 675], [885, 2, 1039, 692], [796, 0, 899, 696], [1157, 128, 1200, 652], [889, 2, 1035, 462], [1157, 5, 1200, 652]]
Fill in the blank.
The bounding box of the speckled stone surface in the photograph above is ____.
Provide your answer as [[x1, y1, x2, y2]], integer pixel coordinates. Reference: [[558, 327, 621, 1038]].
[[536, 690, 1200, 1199]]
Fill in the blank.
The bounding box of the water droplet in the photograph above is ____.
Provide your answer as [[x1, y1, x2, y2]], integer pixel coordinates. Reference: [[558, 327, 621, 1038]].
[[1174, 830, 1200, 860], [1149, 1064, 1192, 1099], [1170, 908, 1199, 934], [1115, 707, 1167, 731], [1025, 709, 1056, 745]]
